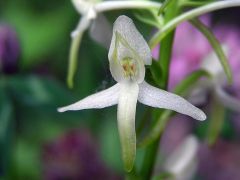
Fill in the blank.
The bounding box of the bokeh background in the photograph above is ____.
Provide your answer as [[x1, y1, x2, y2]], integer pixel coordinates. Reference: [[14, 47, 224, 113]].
[[0, 0, 240, 179]]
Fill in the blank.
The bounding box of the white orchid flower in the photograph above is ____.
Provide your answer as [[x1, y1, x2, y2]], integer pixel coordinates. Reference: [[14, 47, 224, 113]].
[[71, 0, 162, 38], [59, 15, 206, 172], [164, 135, 199, 180], [68, 0, 162, 87], [190, 46, 240, 112]]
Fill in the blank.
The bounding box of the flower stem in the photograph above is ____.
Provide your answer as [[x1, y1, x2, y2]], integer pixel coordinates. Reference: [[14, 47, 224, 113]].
[[95, 1, 162, 12], [139, 1, 180, 179], [150, 0, 240, 48]]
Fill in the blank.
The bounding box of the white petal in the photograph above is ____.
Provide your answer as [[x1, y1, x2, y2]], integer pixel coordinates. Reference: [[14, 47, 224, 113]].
[[138, 81, 206, 121], [71, 7, 97, 38], [89, 14, 112, 48], [108, 15, 152, 65], [215, 85, 240, 113], [72, 0, 94, 15], [71, 16, 91, 38], [117, 82, 139, 172], [58, 83, 120, 112], [200, 45, 228, 78], [164, 135, 199, 180], [188, 79, 211, 105]]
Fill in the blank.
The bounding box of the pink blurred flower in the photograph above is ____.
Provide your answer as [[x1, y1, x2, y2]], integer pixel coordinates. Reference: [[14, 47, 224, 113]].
[[152, 17, 240, 92], [152, 17, 211, 89], [160, 115, 193, 155], [42, 129, 121, 180], [198, 140, 240, 180], [214, 25, 240, 98]]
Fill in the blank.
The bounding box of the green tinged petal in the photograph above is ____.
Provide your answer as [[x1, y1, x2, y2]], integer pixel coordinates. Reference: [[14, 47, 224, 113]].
[[117, 82, 139, 172]]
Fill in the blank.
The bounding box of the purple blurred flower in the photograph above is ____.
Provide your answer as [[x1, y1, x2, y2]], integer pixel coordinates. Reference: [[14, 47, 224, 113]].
[[213, 25, 240, 98], [152, 17, 240, 92], [152, 17, 211, 89], [42, 130, 121, 180], [0, 24, 20, 74], [160, 115, 193, 155], [152, 16, 240, 115], [198, 140, 240, 180]]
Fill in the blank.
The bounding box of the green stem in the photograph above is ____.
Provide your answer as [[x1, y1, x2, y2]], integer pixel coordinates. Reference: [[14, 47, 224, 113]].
[[136, 108, 151, 137], [67, 31, 83, 88], [149, 0, 240, 48], [139, 1, 180, 179], [140, 140, 160, 179], [158, 0, 174, 15]]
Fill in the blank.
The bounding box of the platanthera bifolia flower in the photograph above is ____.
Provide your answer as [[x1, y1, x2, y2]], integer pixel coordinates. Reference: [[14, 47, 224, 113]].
[[68, 0, 161, 87], [164, 135, 199, 180], [58, 15, 206, 172], [192, 46, 240, 112]]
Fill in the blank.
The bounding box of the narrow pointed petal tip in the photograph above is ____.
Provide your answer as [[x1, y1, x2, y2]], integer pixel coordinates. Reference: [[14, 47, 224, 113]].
[[57, 84, 121, 112], [138, 81, 207, 121], [194, 109, 207, 121], [57, 107, 68, 113]]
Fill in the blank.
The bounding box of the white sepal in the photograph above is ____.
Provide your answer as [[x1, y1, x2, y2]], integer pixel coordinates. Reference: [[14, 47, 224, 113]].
[[89, 14, 112, 48], [72, 0, 94, 15], [58, 83, 120, 112], [108, 15, 152, 66], [138, 81, 206, 121], [201, 45, 228, 79], [215, 85, 240, 113], [71, 9, 97, 38], [117, 81, 139, 172], [164, 135, 199, 180]]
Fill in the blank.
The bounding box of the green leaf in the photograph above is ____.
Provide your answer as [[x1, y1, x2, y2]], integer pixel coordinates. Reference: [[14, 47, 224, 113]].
[[134, 9, 162, 28], [207, 95, 225, 146], [174, 69, 210, 95], [190, 18, 233, 84], [153, 172, 173, 180], [181, 0, 213, 7], [149, 60, 163, 88], [158, 0, 174, 15], [149, 0, 240, 48], [0, 84, 14, 177], [12, 139, 41, 179], [7, 76, 75, 106]]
